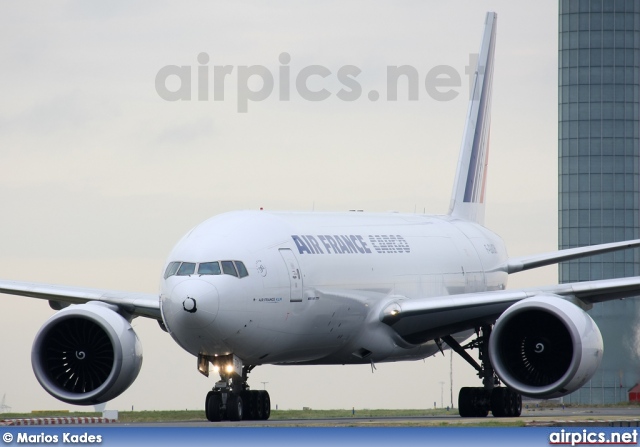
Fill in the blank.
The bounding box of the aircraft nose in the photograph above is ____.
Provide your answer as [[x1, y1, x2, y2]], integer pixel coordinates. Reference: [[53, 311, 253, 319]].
[[164, 279, 219, 329]]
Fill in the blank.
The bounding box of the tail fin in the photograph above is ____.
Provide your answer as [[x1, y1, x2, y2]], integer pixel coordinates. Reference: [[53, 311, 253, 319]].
[[448, 12, 497, 225]]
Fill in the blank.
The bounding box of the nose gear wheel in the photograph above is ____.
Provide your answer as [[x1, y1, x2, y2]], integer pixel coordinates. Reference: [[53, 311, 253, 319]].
[[203, 360, 271, 422]]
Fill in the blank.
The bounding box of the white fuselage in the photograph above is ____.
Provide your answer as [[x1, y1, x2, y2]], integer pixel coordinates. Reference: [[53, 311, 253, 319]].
[[159, 210, 509, 366]]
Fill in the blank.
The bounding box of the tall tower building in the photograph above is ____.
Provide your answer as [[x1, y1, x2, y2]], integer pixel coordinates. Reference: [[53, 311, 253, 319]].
[[559, 0, 640, 403]]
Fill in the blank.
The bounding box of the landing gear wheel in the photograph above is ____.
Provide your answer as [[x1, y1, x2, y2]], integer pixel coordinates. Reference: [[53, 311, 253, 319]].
[[508, 389, 522, 417], [490, 387, 521, 417], [241, 391, 255, 420], [205, 391, 223, 422], [473, 388, 488, 417], [240, 390, 270, 420], [254, 390, 264, 420], [227, 393, 243, 421], [490, 387, 508, 417], [458, 387, 488, 417], [458, 387, 474, 417], [259, 390, 271, 420]]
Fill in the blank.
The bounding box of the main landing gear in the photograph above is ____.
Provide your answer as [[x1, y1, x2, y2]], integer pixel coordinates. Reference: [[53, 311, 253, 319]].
[[441, 325, 522, 418], [199, 354, 271, 422]]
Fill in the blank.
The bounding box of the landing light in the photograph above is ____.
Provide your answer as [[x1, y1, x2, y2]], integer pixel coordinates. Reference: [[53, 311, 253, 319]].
[[381, 303, 402, 320], [225, 364, 234, 373]]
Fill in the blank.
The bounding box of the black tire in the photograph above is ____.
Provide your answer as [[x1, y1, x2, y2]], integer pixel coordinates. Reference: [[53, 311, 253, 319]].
[[490, 387, 522, 417], [205, 392, 223, 422], [259, 390, 271, 420], [254, 390, 264, 420], [459, 387, 489, 417], [490, 387, 508, 417], [508, 389, 522, 417], [205, 391, 212, 421], [241, 391, 255, 420], [473, 388, 488, 417], [458, 387, 475, 417], [227, 393, 243, 421]]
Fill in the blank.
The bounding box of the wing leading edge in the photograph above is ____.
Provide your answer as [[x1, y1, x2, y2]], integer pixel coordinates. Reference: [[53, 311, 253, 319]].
[[380, 276, 640, 345], [0, 279, 160, 320], [498, 239, 640, 274]]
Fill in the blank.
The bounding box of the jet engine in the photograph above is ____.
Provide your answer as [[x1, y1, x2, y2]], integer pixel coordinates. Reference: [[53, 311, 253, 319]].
[[31, 302, 143, 405], [488, 295, 603, 399]]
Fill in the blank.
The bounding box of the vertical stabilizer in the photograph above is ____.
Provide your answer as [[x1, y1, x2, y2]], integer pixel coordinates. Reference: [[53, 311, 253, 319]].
[[448, 12, 497, 225]]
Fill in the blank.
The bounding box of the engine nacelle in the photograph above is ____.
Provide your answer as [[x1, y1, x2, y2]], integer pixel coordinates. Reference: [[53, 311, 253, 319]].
[[31, 302, 143, 405], [488, 295, 603, 399]]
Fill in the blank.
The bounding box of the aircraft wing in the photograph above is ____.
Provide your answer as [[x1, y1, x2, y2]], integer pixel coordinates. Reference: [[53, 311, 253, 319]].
[[498, 239, 640, 274], [380, 276, 640, 345], [0, 279, 160, 320]]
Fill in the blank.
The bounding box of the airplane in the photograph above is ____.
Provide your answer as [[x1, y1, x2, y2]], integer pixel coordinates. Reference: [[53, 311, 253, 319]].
[[2, 11, 640, 421]]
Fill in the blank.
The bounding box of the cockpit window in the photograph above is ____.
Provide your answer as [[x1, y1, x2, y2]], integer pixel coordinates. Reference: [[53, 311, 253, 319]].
[[235, 261, 249, 278], [164, 261, 181, 279], [176, 262, 196, 276], [164, 260, 249, 279], [198, 262, 221, 275], [221, 261, 238, 277]]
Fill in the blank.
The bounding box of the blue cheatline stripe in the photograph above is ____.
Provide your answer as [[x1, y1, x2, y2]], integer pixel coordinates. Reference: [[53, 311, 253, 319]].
[[4, 427, 639, 447]]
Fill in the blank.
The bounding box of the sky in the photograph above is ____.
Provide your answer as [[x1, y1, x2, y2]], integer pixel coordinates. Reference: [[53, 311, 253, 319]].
[[0, 1, 559, 413]]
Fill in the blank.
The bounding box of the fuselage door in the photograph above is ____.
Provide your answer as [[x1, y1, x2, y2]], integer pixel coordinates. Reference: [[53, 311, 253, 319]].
[[279, 248, 303, 302]]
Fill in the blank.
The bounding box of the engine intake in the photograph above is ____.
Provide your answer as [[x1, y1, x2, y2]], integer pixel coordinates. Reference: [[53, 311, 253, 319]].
[[32, 303, 143, 405], [488, 295, 603, 399]]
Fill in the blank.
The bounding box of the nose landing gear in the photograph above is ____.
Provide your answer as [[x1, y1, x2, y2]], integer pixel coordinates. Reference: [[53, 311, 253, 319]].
[[199, 354, 271, 422]]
